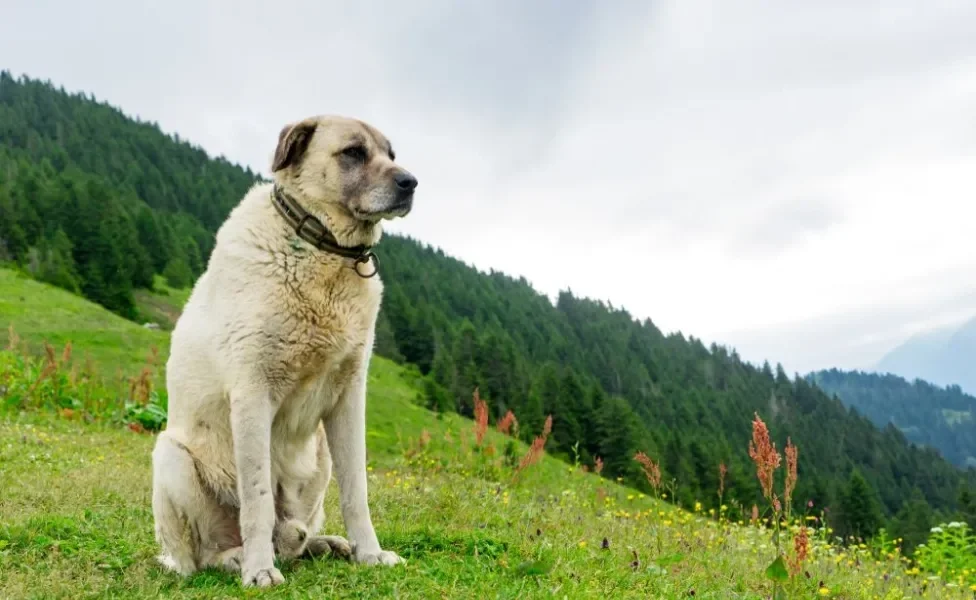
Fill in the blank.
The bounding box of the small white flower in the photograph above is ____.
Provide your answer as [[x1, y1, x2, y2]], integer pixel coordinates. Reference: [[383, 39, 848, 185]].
[[930, 526, 944, 533], [947, 521, 965, 528]]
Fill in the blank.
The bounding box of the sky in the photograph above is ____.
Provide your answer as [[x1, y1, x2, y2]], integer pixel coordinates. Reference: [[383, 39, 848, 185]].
[[3, 0, 975, 375]]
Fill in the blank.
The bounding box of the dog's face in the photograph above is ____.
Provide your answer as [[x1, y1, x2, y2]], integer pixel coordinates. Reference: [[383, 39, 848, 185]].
[[271, 115, 417, 222]]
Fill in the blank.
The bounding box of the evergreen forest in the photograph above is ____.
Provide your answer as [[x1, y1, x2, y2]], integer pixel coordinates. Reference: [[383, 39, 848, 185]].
[[811, 368, 976, 469]]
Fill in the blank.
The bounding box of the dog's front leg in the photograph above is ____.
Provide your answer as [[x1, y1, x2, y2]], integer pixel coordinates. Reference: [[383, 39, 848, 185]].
[[325, 372, 403, 566], [230, 385, 284, 586]]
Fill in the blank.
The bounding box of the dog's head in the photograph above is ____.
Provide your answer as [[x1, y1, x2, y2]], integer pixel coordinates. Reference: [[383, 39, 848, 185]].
[[270, 115, 417, 222]]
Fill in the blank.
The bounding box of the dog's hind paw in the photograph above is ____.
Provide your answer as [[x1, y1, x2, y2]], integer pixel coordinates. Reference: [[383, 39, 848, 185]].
[[305, 535, 353, 560], [273, 518, 309, 560], [215, 547, 243, 573], [156, 553, 196, 576]]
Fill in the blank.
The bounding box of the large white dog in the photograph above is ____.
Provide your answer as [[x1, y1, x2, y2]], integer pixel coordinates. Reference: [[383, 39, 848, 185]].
[[150, 115, 417, 587]]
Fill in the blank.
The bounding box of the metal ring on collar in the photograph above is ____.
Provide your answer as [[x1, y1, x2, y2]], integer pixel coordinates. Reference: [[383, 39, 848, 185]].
[[353, 252, 379, 278]]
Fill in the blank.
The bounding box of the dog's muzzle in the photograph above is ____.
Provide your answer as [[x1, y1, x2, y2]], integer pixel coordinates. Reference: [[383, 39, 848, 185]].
[[391, 171, 417, 212]]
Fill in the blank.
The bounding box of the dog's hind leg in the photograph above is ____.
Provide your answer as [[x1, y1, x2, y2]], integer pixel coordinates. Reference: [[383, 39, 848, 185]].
[[270, 427, 347, 562], [151, 431, 241, 577], [296, 422, 332, 534], [293, 423, 351, 561]]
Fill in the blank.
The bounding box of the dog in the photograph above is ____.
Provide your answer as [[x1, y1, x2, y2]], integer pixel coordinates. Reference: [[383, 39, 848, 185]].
[[150, 115, 417, 587]]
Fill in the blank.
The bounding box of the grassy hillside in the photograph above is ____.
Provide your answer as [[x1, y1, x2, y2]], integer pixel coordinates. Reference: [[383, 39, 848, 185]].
[[133, 275, 193, 332], [0, 268, 169, 378], [3, 267, 976, 599]]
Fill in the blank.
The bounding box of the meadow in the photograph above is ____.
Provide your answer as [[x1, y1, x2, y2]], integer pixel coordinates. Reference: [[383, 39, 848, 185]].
[[1, 267, 975, 599]]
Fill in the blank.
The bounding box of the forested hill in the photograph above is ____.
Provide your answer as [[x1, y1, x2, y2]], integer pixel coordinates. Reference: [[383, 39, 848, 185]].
[[810, 368, 976, 469], [3, 71, 976, 540], [0, 71, 263, 319]]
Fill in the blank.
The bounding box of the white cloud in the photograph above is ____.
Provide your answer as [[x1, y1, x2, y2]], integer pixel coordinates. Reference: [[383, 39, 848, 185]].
[[2, 0, 975, 374]]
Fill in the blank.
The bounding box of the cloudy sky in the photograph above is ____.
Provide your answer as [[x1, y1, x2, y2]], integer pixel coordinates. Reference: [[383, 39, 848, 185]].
[[3, 0, 975, 375]]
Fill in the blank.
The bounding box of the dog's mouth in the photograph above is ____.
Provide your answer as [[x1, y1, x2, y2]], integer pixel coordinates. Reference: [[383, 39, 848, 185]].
[[387, 197, 413, 216], [354, 197, 413, 221]]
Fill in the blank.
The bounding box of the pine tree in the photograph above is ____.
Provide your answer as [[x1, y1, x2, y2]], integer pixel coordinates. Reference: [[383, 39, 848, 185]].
[[450, 320, 481, 416], [0, 186, 29, 262], [162, 255, 193, 289], [837, 470, 885, 542], [134, 204, 170, 275], [30, 228, 81, 293], [400, 306, 437, 374], [958, 483, 976, 529], [595, 397, 642, 481], [890, 487, 935, 555], [373, 308, 404, 363]]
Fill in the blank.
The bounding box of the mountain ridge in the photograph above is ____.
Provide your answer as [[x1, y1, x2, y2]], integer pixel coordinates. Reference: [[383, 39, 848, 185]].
[[809, 367, 976, 469], [876, 316, 976, 396]]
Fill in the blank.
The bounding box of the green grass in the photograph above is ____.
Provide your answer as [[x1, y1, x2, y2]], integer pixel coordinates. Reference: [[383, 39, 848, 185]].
[[0, 269, 169, 380], [941, 409, 973, 427], [2, 270, 974, 599], [133, 275, 193, 332]]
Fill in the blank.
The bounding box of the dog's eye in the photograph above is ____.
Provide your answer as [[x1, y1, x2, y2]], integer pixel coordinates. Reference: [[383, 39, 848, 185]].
[[341, 145, 368, 162]]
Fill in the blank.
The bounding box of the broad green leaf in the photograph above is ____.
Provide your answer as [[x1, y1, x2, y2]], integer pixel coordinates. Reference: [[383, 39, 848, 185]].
[[765, 555, 790, 582]]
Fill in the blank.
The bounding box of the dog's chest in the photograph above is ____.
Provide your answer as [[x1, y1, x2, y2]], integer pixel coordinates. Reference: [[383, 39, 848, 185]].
[[270, 271, 380, 436], [275, 358, 354, 439], [275, 275, 378, 369]]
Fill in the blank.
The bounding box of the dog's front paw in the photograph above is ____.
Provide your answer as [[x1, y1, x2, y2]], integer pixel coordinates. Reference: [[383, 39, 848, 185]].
[[353, 547, 404, 566], [242, 566, 285, 587]]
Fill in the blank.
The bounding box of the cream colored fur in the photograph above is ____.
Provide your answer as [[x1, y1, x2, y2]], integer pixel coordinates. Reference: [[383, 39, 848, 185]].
[[150, 115, 417, 587]]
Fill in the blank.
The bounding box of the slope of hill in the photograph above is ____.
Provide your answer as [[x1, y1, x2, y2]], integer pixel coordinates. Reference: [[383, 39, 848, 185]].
[[376, 236, 976, 525], [1, 287, 973, 599], [876, 317, 976, 396], [810, 368, 976, 469], [2, 71, 976, 542], [0, 267, 169, 378]]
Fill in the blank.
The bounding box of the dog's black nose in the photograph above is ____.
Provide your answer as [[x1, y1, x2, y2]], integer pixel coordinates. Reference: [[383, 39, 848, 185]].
[[394, 172, 418, 192]]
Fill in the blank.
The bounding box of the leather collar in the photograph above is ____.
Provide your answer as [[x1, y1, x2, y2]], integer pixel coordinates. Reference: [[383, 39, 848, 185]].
[[270, 184, 379, 277]]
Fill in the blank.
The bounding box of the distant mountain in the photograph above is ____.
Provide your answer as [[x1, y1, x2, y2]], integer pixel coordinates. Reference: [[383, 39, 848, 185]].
[[810, 368, 976, 469], [876, 317, 976, 396]]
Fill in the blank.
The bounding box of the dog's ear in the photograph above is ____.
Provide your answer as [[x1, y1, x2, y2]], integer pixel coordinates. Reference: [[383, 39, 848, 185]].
[[272, 120, 316, 172]]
